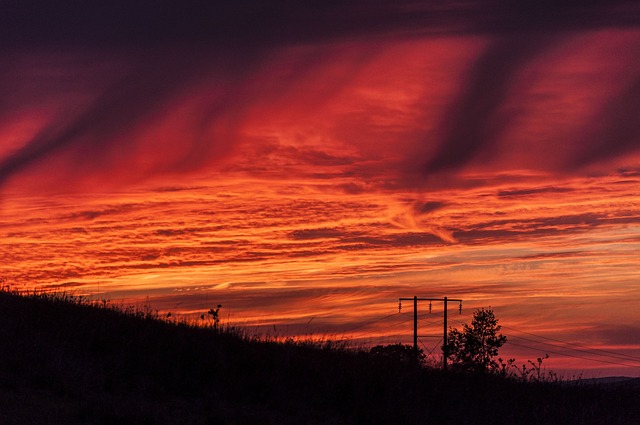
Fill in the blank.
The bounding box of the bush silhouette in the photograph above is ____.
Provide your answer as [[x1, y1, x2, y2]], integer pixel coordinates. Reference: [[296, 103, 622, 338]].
[[370, 343, 425, 366]]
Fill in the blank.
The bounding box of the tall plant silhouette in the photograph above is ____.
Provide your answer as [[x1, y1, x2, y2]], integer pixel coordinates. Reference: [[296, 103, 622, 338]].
[[208, 304, 222, 331]]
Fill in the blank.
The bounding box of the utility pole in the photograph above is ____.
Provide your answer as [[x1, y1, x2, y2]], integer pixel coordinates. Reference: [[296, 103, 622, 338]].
[[398, 296, 462, 369]]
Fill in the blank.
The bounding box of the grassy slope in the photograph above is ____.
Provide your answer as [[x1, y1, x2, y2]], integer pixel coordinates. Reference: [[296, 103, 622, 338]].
[[0, 291, 638, 425]]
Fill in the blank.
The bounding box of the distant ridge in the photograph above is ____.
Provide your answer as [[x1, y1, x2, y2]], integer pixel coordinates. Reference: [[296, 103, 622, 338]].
[[571, 376, 640, 387]]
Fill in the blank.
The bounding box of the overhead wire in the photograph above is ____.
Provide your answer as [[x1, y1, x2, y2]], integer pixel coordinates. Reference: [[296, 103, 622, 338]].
[[419, 336, 443, 360], [345, 308, 447, 345], [456, 310, 640, 369], [373, 316, 415, 333], [500, 324, 640, 363], [321, 304, 639, 371], [507, 333, 640, 365], [507, 340, 640, 370], [339, 311, 402, 335]]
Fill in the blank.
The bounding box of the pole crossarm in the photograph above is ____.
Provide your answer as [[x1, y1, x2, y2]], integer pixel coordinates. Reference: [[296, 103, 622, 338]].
[[397, 296, 463, 369], [399, 297, 462, 303], [399, 298, 462, 301]]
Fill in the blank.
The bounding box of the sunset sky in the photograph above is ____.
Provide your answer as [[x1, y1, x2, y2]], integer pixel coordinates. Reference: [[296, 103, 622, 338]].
[[1, 1, 640, 377]]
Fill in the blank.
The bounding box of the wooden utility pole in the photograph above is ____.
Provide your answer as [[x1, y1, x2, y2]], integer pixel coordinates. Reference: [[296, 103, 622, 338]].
[[398, 296, 462, 369]]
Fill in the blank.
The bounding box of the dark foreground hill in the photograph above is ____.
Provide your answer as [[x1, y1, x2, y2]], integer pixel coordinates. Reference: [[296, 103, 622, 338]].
[[0, 291, 638, 425]]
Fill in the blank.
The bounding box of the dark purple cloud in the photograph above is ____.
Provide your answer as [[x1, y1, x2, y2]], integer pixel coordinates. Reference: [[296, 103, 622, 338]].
[[289, 228, 347, 240], [593, 324, 640, 345], [1, 0, 639, 190], [414, 201, 446, 214], [3, 1, 638, 50], [423, 36, 554, 174], [452, 211, 640, 245], [572, 77, 640, 167], [415, 1, 640, 175], [497, 187, 573, 198]]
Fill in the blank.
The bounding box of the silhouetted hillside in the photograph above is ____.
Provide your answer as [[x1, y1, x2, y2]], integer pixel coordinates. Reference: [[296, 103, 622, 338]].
[[0, 290, 638, 425]]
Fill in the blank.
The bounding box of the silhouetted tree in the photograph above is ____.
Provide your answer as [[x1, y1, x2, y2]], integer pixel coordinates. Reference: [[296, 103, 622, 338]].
[[446, 308, 506, 373]]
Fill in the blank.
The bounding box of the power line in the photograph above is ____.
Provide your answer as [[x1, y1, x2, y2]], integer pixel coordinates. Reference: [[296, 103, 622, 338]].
[[419, 336, 444, 360], [507, 334, 640, 366], [507, 340, 640, 370], [293, 304, 640, 373], [371, 316, 415, 334], [456, 310, 640, 368], [339, 311, 408, 335], [501, 324, 640, 363]]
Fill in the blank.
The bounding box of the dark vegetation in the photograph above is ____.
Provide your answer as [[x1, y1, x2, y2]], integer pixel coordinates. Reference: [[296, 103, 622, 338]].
[[1, 290, 639, 425]]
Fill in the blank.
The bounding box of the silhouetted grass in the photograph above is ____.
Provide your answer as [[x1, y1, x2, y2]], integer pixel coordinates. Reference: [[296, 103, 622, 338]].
[[0, 289, 638, 424]]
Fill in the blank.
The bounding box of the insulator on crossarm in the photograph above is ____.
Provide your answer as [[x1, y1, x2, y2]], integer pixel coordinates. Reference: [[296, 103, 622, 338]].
[[429, 301, 432, 313], [398, 301, 402, 313], [459, 301, 462, 314]]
